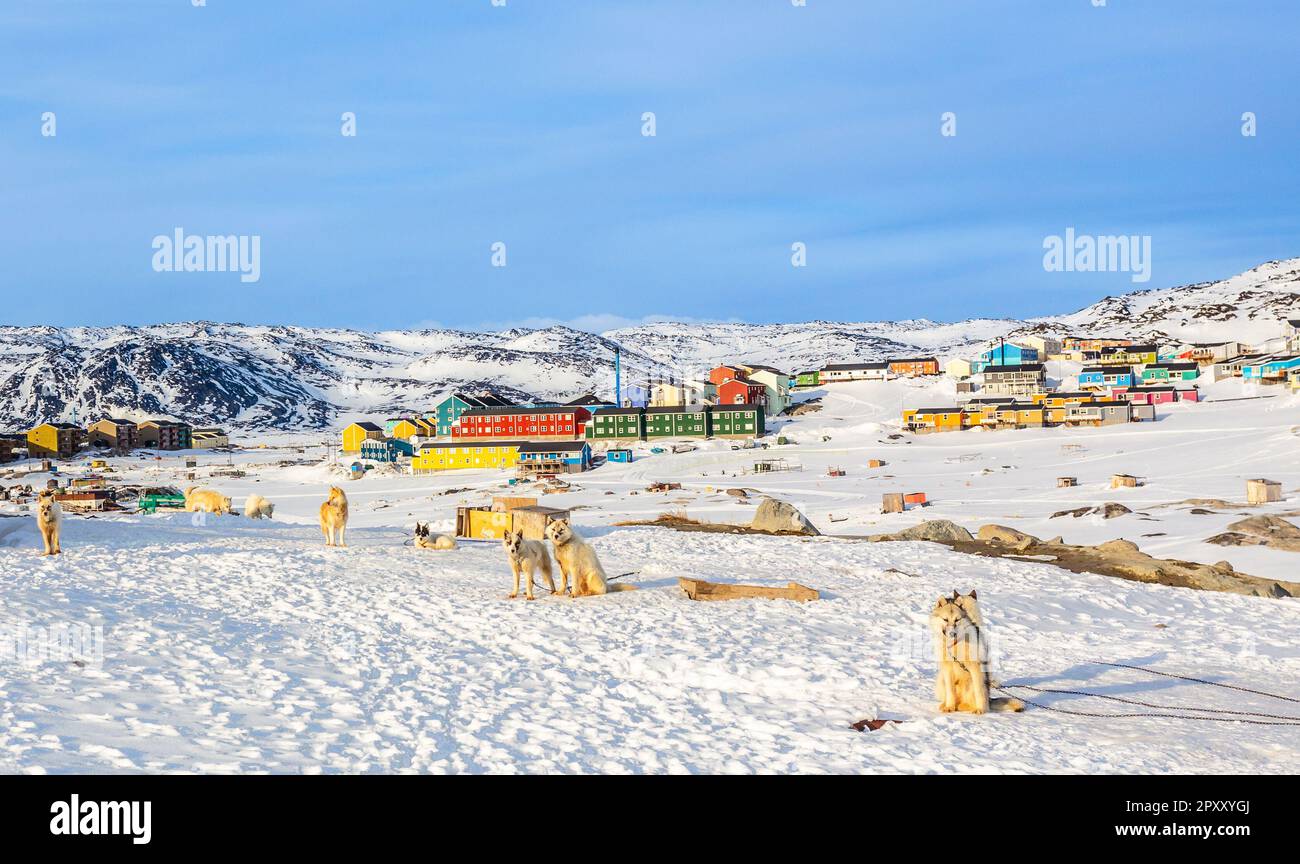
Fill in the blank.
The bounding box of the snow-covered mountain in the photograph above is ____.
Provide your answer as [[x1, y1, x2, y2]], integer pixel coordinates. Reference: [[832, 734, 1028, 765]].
[[4, 259, 1297, 431]]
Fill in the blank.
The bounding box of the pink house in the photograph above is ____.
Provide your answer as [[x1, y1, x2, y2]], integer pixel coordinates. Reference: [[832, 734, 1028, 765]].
[[1124, 386, 1199, 405]]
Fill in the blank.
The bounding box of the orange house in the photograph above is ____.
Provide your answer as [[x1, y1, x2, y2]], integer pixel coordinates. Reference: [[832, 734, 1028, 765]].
[[888, 357, 939, 377]]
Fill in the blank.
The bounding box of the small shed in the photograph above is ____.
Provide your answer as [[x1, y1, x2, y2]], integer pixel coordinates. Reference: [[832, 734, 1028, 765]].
[[607, 449, 634, 464], [881, 493, 905, 514], [456, 503, 570, 541], [1111, 474, 1140, 489], [1057, 477, 1078, 488], [904, 492, 928, 507], [867, 459, 887, 468], [1246, 478, 1282, 505]]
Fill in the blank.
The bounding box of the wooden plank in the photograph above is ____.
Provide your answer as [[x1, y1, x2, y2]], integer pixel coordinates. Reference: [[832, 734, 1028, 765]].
[[678, 577, 819, 602]]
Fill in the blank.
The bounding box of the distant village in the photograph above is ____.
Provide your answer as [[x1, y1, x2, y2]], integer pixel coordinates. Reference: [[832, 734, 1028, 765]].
[[890, 319, 1300, 434], [0, 418, 228, 464]]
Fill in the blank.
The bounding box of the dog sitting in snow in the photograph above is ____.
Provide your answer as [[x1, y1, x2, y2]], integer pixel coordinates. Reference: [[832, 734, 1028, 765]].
[[184, 486, 233, 515], [36, 490, 63, 556], [929, 590, 1022, 715], [545, 519, 636, 598], [319, 486, 349, 548], [502, 529, 554, 600], [244, 494, 275, 519], [415, 522, 456, 550]]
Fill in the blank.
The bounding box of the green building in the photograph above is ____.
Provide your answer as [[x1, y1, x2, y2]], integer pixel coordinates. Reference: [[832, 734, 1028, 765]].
[[794, 370, 820, 387], [1140, 362, 1199, 383], [709, 405, 765, 438], [645, 406, 710, 438], [587, 407, 645, 440]]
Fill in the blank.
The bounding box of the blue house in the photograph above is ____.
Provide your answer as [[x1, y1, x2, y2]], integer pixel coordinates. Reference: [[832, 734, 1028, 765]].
[[971, 342, 1040, 373], [517, 441, 592, 474], [1242, 355, 1300, 380], [433, 392, 514, 437], [606, 448, 634, 464], [360, 437, 414, 463], [1078, 365, 1136, 389]]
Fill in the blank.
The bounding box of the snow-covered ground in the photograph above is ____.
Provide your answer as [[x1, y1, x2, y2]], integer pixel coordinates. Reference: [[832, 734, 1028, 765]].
[[2, 377, 1299, 773]]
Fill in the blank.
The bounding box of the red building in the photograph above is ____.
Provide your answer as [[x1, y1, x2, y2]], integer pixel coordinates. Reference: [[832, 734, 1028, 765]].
[[450, 406, 591, 442], [709, 365, 746, 386], [717, 377, 767, 408]]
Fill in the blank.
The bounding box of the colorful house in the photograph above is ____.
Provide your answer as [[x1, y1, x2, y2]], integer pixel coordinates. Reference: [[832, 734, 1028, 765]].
[[606, 448, 634, 463], [973, 342, 1039, 372], [1088, 344, 1157, 365], [717, 376, 767, 410], [820, 362, 889, 382], [645, 406, 710, 438], [888, 357, 940, 377], [517, 441, 592, 474], [1078, 365, 1135, 389], [411, 440, 522, 474], [794, 370, 820, 387], [709, 405, 765, 438], [1242, 355, 1300, 381], [1031, 391, 1095, 407], [1120, 386, 1199, 405], [137, 420, 192, 450], [737, 364, 790, 415], [434, 392, 515, 437], [86, 418, 138, 452], [27, 422, 84, 459], [945, 358, 974, 379], [341, 421, 385, 453], [191, 428, 230, 448], [902, 407, 967, 432], [981, 363, 1047, 396], [1064, 401, 1134, 426], [1140, 362, 1200, 383], [360, 437, 415, 463], [450, 406, 590, 442], [708, 365, 747, 386], [587, 407, 646, 441]]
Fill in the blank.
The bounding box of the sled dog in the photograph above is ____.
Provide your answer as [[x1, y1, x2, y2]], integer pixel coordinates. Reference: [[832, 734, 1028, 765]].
[[36, 490, 63, 556], [930, 590, 1022, 714], [545, 519, 636, 598], [244, 494, 275, 519], [502, 529, 555, 600], [415, 522, 456, 550], [319, 486, 349, 547], [184, 486, 233, 515]]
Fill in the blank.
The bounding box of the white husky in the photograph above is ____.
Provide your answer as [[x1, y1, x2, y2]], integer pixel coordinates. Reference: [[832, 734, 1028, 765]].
[[244, 494, 275, 519], [502, 529, 555, 600], [544, 519, 637, 598], [36, 491, 63, 556], [414, 522, 456, 550]]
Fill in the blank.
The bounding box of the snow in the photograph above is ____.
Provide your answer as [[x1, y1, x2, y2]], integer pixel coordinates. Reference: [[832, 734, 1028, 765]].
[[2, 376, 1299, 774]]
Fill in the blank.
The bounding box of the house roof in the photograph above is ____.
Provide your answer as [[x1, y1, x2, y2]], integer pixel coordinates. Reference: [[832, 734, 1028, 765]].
[[518, 441, 589, 453], [349, 421, 383, 432], [1146, 362, 1199, 371], [718, 376, 763, 388], [909, 407, 964, 414], [982, 363, 1045, 374], [645, 405, 710, 415], [822, 362, 888, 371], [566, 394, 612, 406], [709, 404, 763, 413], [889, 356, 938, 365], [592, 407, 644, 416], [418, 439, 527, 451], [459, 406, 586, 417], [1081, 365, 1133, 374]]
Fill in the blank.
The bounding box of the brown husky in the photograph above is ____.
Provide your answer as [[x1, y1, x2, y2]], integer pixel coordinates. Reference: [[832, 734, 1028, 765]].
[[929, 590, 1023, 714], [319, 486, 349, 547]]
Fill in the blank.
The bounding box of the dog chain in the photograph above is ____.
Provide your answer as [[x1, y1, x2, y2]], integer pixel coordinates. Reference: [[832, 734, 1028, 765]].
[[994, 661, 1300, 726]]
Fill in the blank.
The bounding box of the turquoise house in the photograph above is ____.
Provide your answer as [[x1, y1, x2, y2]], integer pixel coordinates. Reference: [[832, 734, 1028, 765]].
[[1242, 356, 1300, 380], [972, 342, 1039, 373], [434, 392, 514, 437]]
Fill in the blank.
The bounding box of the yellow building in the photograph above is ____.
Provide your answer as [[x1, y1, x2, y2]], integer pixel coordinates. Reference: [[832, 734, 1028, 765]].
[[28, 422, 83, 459], [389, 419, 425, 440], [412, 441, 522, 474], [902, 407, 966, 432], [342, 421, 384, 453]]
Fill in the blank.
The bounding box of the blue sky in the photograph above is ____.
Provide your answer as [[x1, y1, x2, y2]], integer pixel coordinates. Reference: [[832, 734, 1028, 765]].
[[2, 0, 1297, 331]]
